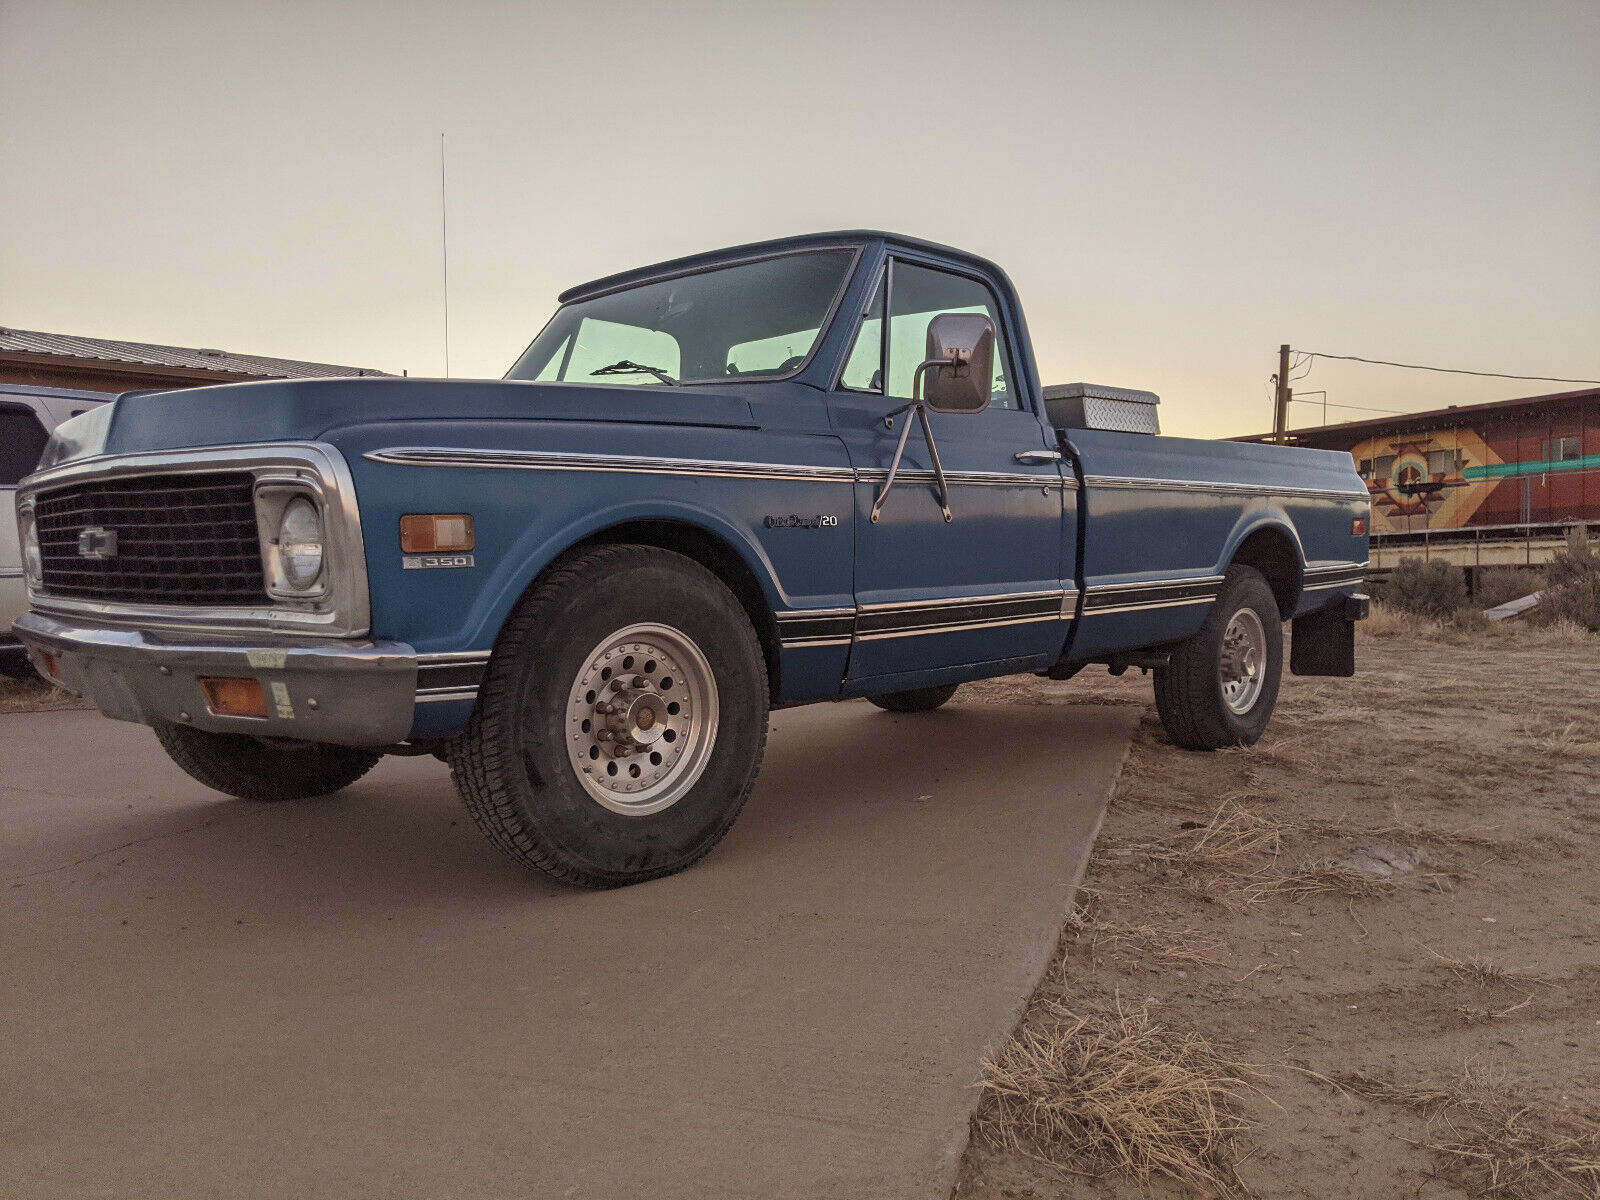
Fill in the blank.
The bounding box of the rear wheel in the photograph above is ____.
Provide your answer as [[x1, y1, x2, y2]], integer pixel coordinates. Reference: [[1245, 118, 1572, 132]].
[[867, 684, 960, 713], [1154, 565, 1283, 750], [153, 724, 381, 801], [448, 545, 769, 888]]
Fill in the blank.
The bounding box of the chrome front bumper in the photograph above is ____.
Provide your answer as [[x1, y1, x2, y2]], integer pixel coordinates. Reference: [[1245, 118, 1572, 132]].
[[14, 611, 419, 747]]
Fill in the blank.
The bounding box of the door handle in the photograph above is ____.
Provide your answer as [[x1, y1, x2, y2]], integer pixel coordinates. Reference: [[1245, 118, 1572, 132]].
[[1014, 449, 1063, 463]]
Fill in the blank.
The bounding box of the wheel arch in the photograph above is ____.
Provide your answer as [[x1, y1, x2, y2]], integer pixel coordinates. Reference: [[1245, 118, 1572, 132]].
[[563, 519, 782, 700], [477, 509, 784, 703], [1223, 518, 1304, 619]]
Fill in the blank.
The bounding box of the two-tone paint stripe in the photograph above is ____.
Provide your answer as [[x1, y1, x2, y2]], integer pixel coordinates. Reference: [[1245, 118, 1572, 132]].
[[776, 589, 1077, 650], [415, 650, 491, 704], [1303, 562, 1369, 591], [1082, 575, 1226, 616]]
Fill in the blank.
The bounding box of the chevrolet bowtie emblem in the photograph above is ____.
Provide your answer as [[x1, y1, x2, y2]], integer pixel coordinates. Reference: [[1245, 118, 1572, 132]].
[[77, 527, 118, 559]]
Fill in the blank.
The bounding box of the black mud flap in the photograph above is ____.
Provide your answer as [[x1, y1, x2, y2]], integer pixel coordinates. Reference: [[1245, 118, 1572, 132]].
[[1290, 601, 1361, 677]]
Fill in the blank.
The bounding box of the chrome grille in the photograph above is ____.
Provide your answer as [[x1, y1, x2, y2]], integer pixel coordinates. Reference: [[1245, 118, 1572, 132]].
[[33, 472, 267, 605]]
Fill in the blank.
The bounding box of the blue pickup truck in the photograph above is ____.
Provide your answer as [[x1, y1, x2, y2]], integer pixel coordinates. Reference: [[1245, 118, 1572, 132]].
[[13, 231, 1368, 887]]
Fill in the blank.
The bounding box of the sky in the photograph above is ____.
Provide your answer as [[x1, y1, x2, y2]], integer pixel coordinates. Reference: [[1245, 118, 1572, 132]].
[[2, 0, 1597, 439]]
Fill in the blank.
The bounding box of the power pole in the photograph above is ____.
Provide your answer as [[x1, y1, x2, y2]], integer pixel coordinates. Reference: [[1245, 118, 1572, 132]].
[[1272, 344, 1291, 443]]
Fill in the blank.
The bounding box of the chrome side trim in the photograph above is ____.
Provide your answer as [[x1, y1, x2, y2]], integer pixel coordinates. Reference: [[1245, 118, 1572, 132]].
[[364, 447, 1077, 491], [855, 588, 1062, 613], [365, 447, 857, 484], [1083, 474, 1369, 502], [17, 442, 372, 639], [1081, 595, 1215, 616], [855, 466, 1076, 491], [415, 686, 481, 704]]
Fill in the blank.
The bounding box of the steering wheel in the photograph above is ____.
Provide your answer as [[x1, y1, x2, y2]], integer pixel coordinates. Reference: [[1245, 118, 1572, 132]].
[[776, 355, 806, 374]]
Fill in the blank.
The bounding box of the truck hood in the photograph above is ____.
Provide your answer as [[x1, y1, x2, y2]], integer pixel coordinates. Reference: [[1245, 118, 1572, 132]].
[[38, 377, 759, 469]]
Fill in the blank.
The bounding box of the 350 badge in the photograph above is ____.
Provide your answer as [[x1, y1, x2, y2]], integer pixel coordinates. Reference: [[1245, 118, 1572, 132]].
[[403, 554, 476, 570]]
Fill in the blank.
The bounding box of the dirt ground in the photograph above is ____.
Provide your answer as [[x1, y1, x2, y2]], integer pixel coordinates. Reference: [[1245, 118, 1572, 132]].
[[955, 614, 1600, 1199]]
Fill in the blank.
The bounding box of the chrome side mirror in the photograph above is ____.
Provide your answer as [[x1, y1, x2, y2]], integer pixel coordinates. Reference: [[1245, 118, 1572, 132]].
[[917, 312, 995, 414]]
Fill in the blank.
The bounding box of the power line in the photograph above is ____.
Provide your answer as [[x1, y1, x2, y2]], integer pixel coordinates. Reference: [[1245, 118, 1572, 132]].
[[1299, 351, 1600, 386], [1289, 396, 1406, 415]]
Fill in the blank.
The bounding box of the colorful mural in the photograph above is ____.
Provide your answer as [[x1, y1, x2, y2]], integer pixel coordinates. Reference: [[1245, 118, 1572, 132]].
[[1351, 429, 1498, 533]]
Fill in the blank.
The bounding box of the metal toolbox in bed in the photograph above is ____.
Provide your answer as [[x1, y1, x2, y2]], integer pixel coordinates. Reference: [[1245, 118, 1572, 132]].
[[1043, 383, 1161, 435]]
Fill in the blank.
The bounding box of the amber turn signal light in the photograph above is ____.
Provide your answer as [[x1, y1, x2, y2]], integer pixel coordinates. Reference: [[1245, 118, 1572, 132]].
[[39, 651, 60, 681], [199, 677, 269, 719], [1352, 517, 1368, 536], [400, 513, 475, 553]]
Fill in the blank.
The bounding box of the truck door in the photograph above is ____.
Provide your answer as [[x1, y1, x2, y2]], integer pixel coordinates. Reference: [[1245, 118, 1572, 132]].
[[829, 258, 1070, 684]]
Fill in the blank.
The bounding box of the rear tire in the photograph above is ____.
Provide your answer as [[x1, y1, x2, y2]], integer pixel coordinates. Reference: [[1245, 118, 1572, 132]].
[[1154, 565, 1283, 750], [153, 724, 381, 801], [867, 684, 960, 713], [447, 545, 769, 889]]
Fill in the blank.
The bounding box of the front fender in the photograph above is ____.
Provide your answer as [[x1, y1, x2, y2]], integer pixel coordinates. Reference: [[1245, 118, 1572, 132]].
[[458, 498, 788, 652]]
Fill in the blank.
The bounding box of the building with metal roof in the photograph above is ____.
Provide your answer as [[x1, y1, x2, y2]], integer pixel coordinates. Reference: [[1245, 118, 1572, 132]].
[[0, 326, 393, 392]]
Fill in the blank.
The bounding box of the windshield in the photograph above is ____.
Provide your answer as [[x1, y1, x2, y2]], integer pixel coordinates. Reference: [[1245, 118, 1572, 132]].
[[506, 249, 856, 386]]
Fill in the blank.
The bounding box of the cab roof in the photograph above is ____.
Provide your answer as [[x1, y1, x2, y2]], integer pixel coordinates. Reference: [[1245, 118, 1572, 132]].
[[557, 230, 1010, 305]]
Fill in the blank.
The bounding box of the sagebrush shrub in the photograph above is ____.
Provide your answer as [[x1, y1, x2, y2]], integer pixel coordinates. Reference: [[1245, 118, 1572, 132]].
[[1377, 558, 1468, 619], [1531, 532, 1600, 631], [1473, 567, 1543, 609]]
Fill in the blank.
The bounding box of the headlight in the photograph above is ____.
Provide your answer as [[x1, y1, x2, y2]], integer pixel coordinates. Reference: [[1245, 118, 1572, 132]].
[[275, 497, 325, 590], [20, 513, 42, 587]]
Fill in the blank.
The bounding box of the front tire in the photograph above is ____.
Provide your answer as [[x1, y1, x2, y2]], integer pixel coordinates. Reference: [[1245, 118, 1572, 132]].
[[1154, 565, 1283, 750], [448, 546, 769, 888], [867, 684, 960, 713], [153, 724, 381, 801]]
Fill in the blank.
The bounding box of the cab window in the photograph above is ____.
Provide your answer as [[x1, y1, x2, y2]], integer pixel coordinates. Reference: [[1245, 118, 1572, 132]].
[[839, 273, 885, 392], [0, 403, 49, 486], [884, 261, 1016, 409]]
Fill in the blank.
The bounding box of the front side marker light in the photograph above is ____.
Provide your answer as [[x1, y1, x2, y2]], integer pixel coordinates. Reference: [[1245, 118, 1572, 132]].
[[400, 514, 474, 554], [1352, 517, 1368, 536], [199, 677, 269, 719]]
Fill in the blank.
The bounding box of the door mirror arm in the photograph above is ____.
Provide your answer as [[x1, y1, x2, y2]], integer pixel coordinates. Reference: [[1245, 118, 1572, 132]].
[[871, 357, 961, 526], [869, 311, 997, 526]]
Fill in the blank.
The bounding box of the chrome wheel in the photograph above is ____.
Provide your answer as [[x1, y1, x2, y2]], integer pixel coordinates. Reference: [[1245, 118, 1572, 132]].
[[563, 622, 719, 816], [1218, 608, 1266, 715]]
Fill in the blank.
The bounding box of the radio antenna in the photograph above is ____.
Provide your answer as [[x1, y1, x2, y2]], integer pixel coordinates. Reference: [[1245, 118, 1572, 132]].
[[439, 132, 451, 378]]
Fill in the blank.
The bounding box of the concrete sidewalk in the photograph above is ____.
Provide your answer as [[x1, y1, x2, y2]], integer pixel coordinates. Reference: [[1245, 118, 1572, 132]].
[[2, 699, 1135, 1199]]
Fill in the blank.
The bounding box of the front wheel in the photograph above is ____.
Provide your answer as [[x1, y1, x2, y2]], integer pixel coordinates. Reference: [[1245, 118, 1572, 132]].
[[867, 684, 960, 713], [448, 546, 770, 888], [1154, 565, 1283, 750], [153, 724, 381, 801]]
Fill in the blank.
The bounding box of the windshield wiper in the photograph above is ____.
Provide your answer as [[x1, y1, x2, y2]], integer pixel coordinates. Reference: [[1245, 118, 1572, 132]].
[[589, 360, 677, 385]]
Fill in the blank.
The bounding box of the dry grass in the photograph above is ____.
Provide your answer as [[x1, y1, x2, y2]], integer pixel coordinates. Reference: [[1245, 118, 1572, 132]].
[[1523, 719, 1600, 759], [1424, 946, 1513, 989], [1152, 801, 1286, 874], [972, 1000, 1264, 1193], [1362, 600, 1600, 648], [1334, 1066, 1600, 1199], [1296, 814, 1502, 851], [1241, 859, 1397, 902], [0, 673, 85, 714], [1088, 922, 1226, 971]]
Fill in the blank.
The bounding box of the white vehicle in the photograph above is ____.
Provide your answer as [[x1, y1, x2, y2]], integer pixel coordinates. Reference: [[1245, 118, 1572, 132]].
[[2, 385, 113, 676]]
